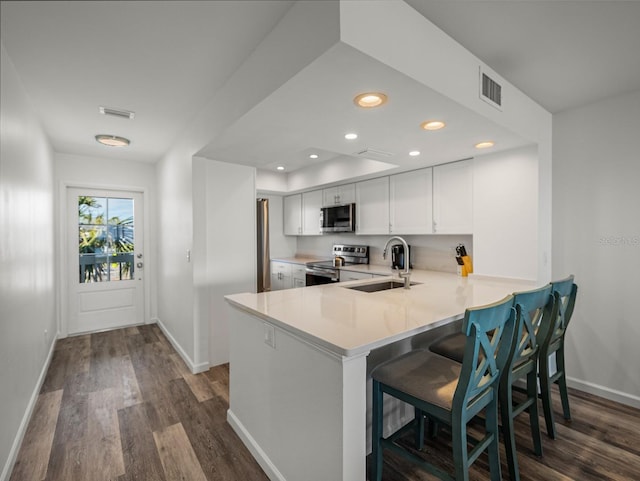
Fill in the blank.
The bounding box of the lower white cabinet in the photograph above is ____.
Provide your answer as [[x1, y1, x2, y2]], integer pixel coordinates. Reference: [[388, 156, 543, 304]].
[[270, 261, 292, 290], [292, 265, 307, 288], [271, 261, 306, 290]]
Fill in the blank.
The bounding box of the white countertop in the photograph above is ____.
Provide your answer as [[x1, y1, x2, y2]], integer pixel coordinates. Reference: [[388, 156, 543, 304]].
[[270, 255, 331, 264], [225, 270, 536, 358]]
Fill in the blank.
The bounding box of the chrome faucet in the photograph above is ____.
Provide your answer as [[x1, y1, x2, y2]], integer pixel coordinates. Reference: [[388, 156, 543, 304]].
[[382, 236, 411, 289]]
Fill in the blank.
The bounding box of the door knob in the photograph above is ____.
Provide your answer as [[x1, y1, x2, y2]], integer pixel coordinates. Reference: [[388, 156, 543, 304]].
[[136, 262, 143, 269]]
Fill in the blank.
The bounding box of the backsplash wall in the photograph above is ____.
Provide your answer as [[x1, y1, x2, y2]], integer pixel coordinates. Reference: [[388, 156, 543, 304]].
[[296, 234, 473, 273]]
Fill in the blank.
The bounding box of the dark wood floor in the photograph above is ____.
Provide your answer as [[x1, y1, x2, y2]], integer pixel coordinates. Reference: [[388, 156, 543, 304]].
[[9, 324, 640, 481]]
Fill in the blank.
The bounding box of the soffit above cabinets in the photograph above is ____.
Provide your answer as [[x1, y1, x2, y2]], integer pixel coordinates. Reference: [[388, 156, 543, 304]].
[[197, 42, 532, 176]]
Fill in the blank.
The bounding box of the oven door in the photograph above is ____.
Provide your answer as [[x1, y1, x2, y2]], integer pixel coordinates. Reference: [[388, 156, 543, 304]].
[[305, 266, 339, 286]]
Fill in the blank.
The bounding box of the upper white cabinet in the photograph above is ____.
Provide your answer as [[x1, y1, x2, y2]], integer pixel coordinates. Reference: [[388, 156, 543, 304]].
[[356, 177, 390, 235], [284, 191, 322, 236], [389, 168, 433, 235], [302, 190, 323, 235], [283, 194, 302, 236], [323, 183, 356, 206], [433, 160, 473, 234]]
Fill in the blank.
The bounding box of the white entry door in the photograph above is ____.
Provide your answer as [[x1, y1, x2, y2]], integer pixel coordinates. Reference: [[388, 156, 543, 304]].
[[67, 188, 144, 334]]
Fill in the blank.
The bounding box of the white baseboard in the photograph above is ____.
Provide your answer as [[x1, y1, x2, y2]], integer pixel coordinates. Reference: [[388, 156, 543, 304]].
[[567, 376, 640, 409], [227, 409, 286, 481], [153, 318, 209, 374], [1, 334, 57, 481]]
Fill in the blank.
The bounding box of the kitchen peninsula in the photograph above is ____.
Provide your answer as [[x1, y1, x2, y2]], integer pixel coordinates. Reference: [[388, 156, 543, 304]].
[[225, 270, 535, 481]]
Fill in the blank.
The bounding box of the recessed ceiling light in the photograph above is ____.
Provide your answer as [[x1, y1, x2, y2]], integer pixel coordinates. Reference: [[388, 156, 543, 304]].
[[276, 166, 285, 171], [420, 120, 446, 131], [409, 151, 421, 157], [309, 154, 319, 159], [475, 141, 495, 149], [354, 92, 388, 108], [95, 134, 130, 147], [344, 133, 358, 140]]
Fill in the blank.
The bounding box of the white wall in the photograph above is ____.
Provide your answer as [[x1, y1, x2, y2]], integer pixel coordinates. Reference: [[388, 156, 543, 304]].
[[155, 1, 340, 371], [553, 90, 640, 407], [473, 146, 539, 281], [0, 43, 57, 481], [192, 158, 257, 367], [54, 152, 158, 335]]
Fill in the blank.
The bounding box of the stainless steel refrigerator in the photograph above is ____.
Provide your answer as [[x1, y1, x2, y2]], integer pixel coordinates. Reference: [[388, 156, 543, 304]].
[[256, 198, 271, 292]]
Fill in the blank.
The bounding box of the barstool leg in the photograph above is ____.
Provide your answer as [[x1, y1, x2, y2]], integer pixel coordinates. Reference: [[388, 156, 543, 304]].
[[556, 347, 571, 420], [414, 408, 425, 449], [499, 376, 519, 481], [527, 369, 543, 457], [451, 416, 470, 481], [539, 353, 557, 439], [371, 380, 384, 481], [486, 397, 502, 481]]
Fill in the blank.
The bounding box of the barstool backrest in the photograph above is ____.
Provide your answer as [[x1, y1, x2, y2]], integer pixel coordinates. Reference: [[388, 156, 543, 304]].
[[541, 276, 578, 353], [454, 295, 517, 415], [510, 284, 555, 368]]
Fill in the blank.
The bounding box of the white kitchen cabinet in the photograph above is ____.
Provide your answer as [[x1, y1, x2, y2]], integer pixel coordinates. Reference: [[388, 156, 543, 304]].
[[433, 160, 473, 234], [356, 177, 390, 235], [283, 194, 302, 236], [323, 183, 356, 206], [292, 265, 307, 288], [270, 261, 293, 290], [302, 189, 323, 235], [339, 270, 374, 282], [389, 168, 433, 235]]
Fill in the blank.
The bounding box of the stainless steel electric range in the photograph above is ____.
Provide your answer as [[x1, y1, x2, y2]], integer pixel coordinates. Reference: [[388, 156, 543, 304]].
[[305, 244, 369, 286]]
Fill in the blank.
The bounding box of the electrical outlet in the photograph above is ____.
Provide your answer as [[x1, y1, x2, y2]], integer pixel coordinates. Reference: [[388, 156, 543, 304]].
[[264, 323, 276, 349]]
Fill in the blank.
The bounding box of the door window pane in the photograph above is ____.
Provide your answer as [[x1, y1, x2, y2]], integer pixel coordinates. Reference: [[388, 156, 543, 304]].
[[78, 196, 135, 283]]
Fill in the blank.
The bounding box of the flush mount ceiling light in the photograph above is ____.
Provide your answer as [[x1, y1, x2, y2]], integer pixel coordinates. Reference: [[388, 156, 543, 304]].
[[353, 92, 388, 108], [276, 166, 285, 171], [344, 133, 358, 140], [95, 134, 130, 147], [409, 150, 421, 157], [309, 154, 319, 159], [475, 141, 495, 149], [420, 120, 446, 131]]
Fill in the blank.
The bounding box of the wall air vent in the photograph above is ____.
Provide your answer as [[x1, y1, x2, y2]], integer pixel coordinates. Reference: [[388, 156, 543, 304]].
[[99, 106, 135, 120], [354, 147, 394, 158], [479, 67, 502, 111]]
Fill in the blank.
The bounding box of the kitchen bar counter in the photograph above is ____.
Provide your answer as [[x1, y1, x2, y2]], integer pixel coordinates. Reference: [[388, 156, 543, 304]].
[[226, 270, 534, 357], [224, 270, 537, 481]]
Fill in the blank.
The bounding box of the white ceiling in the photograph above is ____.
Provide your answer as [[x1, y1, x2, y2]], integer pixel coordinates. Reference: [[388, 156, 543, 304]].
[[0, 0, 294, 163], [2, 1, 640, 171]]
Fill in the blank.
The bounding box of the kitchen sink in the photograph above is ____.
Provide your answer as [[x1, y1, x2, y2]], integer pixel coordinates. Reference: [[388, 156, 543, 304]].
[[345, 280, 421, 293]]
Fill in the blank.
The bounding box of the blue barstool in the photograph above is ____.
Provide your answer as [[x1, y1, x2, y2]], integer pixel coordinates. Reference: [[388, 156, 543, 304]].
[[538, 275, 578, 439], [371, 295, 518, 481]]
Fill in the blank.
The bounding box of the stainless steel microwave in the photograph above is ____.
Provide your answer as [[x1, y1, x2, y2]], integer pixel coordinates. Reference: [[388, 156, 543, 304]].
[[320, 203, 356, 233]]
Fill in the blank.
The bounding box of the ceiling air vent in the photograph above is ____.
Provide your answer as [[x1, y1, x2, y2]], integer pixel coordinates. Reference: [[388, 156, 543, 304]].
[[355, 147, 394, 158], [99, 106, 135, 120], [479, 67, 502, 111]]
